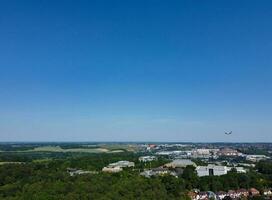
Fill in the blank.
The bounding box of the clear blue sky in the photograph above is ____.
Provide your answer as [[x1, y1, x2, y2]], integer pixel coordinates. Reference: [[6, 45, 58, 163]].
[[0, 0, 272, 142]]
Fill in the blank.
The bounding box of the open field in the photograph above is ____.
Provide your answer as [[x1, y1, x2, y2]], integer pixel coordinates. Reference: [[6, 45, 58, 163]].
[[0, 145, 128, 153], [24, 146, 115, 153], [0, 143, 140, 154]]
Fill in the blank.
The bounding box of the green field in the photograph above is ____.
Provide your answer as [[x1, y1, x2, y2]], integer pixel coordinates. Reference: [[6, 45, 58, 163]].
[[8, 145, 127, 153], [27, 146, 111, 153]]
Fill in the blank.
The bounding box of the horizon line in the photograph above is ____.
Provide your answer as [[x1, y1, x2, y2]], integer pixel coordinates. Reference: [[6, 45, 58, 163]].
[[0, 141, 271, 144]]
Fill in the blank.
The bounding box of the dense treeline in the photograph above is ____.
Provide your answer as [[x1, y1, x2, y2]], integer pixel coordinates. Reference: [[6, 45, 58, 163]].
[[0, 154, 184, 200], [256, 161, 272, 174], [0, 152, 83, 162], [197, 169, 270, 192], [238, 147, 271, 156], [0, 154, 271, 199]]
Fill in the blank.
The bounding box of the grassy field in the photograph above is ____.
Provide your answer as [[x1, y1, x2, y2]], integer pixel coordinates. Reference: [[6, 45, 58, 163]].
[[25, 146, 111, 153], [0, 143, 138, 154], [99, 144, 138, 152]]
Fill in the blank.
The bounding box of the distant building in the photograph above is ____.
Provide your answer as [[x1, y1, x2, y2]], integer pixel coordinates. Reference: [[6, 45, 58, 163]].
[[197, 165, 228, 177], [236, 163, 255, 168], [102, 166, 123, 173], [139, 156, 157, 162], [235, 167, 247, 173], [140, 170, 154, 177], [191, 149, 209, 159], [108, 160, 135, 168], [246, 154, 269, 162], [196, 164, 246, 177], [67, 168, 98, 176], [156, 150, 191, 157], [197, 149, 210, 154], [218, 148, 240, 156], [191, 148, 220, 159], [102, 160, 135, 173], [148, 144, 156, 148], [140, 166, 182, 178], [146, 144, 156, 151], [165, 159, 196, 168], [140, 167, 171, 177]]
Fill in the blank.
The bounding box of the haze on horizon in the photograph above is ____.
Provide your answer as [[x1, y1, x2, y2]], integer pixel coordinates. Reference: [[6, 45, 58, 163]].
[[0, 0, 272, 142]]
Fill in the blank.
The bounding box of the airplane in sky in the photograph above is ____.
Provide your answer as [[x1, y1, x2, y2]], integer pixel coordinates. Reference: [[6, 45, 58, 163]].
[[225, 131, 232, 135]]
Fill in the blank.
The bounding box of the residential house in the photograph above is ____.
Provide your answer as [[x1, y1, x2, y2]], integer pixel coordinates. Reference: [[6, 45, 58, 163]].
[[216, 191, 227, 200], [188, 191, 198, 200], [198, 192, 208, 200], [249, 188, 260, 196], [236, 189, 249, 198], [263, 189, 272, 196], [227, 190, 237, 199]]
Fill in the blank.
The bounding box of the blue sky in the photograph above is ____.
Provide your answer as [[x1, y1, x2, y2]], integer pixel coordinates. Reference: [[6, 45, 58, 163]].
[[0, 0, 272, 142]]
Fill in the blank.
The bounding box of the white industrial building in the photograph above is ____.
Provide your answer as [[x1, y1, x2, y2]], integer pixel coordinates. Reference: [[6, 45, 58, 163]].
[[165, 159, 196, 168], [196, 164, 246, 177], [139, 156, 157, 162], [197, 165, 228, 176], [102, 160, 135, 173], [108, 160, 135, 168], [102, 166, 123, 173], [67, 168, 98, 176]]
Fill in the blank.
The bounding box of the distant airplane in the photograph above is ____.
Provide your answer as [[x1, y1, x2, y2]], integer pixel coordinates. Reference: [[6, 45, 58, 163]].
[[225, 131, 232, 135]]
